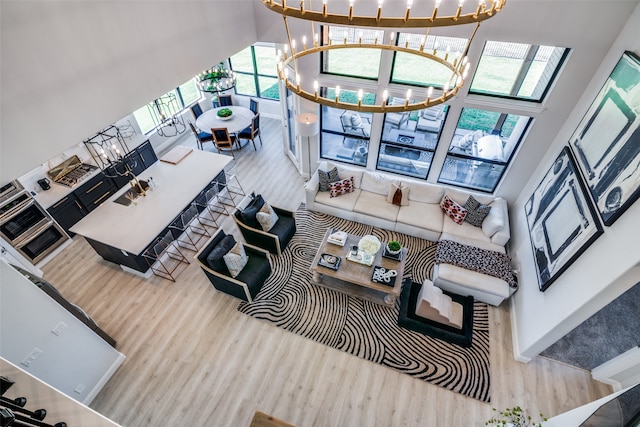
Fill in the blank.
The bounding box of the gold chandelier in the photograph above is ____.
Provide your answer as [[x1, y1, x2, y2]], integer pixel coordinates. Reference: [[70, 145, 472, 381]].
[[264, 0, 507, 113]]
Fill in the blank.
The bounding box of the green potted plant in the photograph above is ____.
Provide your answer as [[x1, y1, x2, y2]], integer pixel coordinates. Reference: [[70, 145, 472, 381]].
[[485, 406, 547, 427], [386, 240, 402, 256], [217, 107, 233, 120]]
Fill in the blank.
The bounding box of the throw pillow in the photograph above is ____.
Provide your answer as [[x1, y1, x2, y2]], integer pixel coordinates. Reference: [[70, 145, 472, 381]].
[[440, 194, 468, 225], [386, 181, 410, 206], [464, 195, 492, 227], [256, 202, 279, 232], [350, 114, 362, 127], [206, 234, 236, 272], [223, 242, 248, 278], [318, 167, 340, 192], [329, 176, 354, 198], [239, 194, 265, 229]]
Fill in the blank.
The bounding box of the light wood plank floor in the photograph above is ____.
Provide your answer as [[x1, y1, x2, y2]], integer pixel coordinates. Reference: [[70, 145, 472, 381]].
[[42, 116, 611, 426]]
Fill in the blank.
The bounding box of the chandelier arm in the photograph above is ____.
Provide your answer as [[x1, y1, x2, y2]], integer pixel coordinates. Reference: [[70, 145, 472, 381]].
[[283, 15, 300, 86], [263, 0, 502, 28]]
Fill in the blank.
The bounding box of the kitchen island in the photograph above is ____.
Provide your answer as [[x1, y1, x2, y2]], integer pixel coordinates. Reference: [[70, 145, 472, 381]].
[[70, 148, 232, 275]]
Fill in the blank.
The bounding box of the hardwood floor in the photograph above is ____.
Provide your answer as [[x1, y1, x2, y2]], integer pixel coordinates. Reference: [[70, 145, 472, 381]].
[[41, 116, 611, 426]]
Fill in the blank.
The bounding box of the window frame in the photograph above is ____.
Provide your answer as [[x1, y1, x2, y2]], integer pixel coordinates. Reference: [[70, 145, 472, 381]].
[[437, 108, 533, 193], [468, 41, 570, 103], [229, 44, 280, 100], [320, 25, 384, 81]]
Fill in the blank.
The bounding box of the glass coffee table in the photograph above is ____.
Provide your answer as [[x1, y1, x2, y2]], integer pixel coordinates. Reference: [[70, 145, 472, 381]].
[[310, 228, 406, 307]]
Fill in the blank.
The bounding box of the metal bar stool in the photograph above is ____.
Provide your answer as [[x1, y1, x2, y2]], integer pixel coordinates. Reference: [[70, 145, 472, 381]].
[[217, 168, 246, 211], [143, 230, 190, 281], [193, 188, 226, 230], [169, 204, 211, 252]]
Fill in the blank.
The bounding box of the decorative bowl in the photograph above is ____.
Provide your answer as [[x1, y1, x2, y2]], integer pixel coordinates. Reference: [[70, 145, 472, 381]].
[[358, 235, 381, 255], [217, 108, 233, 120]]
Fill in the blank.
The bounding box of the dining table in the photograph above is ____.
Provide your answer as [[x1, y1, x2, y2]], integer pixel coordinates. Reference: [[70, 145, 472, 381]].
[[195, 106, 254, 149]]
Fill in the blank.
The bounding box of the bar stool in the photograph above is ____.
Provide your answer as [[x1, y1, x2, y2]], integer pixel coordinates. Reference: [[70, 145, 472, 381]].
[[194, 187, 227, 230], [169, 204, 211, 252], [143, 230, 190, 282], [217, 168, 246, 211]]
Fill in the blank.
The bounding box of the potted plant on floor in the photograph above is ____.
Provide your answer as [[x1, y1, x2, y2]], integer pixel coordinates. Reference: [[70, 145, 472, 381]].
[[386, 240, 402, 256], [485, 406, 547, 427]]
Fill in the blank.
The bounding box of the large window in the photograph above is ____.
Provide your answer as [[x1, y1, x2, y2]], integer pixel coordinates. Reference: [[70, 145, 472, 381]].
[[391, 33, 468, 88], [438, 108, 532, 192], [320, 88, 375, 167], [469, 41, 569, 101], [377, 97, 448, 179], [230, 44, 280, 100], [321, 26, 385, 80], [132, 81, 200, 135]]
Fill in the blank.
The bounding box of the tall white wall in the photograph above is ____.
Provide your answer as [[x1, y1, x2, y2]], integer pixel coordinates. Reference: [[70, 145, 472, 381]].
[[0, 261, 125, 404], [509, 3, 640, 360], [0, 0, 257, 183]]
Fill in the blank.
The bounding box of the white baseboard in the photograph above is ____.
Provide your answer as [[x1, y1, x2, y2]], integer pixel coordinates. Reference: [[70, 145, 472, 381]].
[[592, 346, 640, 391], [83, 352, 126, 405], [509, 296, 532, 363]]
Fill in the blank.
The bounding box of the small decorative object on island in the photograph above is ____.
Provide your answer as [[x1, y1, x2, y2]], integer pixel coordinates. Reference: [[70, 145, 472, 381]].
[[217, 108, 233, 120], [358, 235, 381, 255], [485, 406, 547, 427], [386, 240, 402, 256]]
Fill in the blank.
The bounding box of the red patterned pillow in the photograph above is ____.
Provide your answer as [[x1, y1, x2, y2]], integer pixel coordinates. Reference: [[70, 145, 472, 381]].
[[329, 177, 354, 198], [440, 194, 468, 224]]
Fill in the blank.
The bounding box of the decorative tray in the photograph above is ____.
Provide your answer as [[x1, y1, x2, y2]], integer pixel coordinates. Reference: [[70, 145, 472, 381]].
[[382, 246, 403, 261], [371, 266, 398, 287], [346, 250, 374, 266], [318, 253, 341, 270]]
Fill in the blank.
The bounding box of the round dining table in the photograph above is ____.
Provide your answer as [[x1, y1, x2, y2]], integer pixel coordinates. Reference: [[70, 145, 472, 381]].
[[196, 105, 253, 135]]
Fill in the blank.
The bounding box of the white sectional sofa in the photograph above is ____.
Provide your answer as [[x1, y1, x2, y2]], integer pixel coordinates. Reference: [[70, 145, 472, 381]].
[[304, 161, 516, 305]]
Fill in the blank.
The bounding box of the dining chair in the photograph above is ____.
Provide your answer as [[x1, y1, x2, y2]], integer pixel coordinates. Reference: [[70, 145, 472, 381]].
[[211, 128, 238, 158], [237, 113, 262, 151], [190, 103, 204, 120], [189, 122, 213, 150], [249, 98, 259, 115], [218, 94, 233, 106]]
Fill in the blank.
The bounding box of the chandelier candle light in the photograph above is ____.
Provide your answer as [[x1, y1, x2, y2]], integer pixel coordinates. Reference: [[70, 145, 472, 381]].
[[266, 0, 507, 113]]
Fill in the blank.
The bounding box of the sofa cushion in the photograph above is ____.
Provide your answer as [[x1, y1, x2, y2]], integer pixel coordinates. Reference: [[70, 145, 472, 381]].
[[326, 161, 365, 188], [396, 201, 443, 232], [318, 167, 339, 192], [329, 176, 354, 198], [405, 181, 444, 204], [361, 172, 393, 195], [445, 189, 494, 207], [256, 202, 279, 231], [482, 200, 505, 238], [464, 195, 492, 227], [240, 194, 265, 229], [223, 242, 248, 278], [315, 187, 361, 211], [441, 217, 493, 246], [354, 191, 399, 222], [206, 234, 236, 272], [386, 181, 409, 206], [440, 195, 468, 225]]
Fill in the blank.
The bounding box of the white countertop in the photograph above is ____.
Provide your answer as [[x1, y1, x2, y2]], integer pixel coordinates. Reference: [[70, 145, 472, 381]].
[[69, 149, 232, 255]]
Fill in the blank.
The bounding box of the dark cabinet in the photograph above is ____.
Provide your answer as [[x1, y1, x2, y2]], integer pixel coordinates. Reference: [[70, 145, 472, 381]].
[[48, 193, 87, 235], [75, 172, 116, 212], [137, 140, 158, 169], [106, 140, 157, 190]]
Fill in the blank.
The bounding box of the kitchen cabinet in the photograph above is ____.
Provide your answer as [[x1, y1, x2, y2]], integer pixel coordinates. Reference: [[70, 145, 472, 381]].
[[137, 140, 158, 169], [47, 193, 87, 236], [75, 172, 116, 212], [106, 140, 157, 190]]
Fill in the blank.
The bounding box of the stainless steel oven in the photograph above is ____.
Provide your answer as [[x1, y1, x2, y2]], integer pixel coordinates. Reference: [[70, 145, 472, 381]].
[[0, 181, 68, 264]]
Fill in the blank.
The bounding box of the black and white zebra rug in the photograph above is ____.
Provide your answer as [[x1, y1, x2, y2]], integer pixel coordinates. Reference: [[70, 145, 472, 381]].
[[237, 207, 491, 403]]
